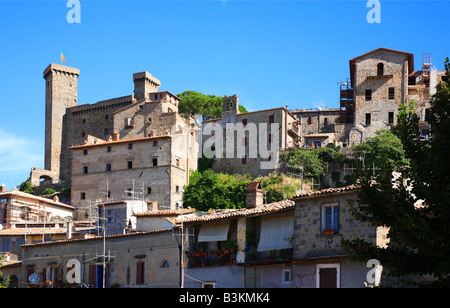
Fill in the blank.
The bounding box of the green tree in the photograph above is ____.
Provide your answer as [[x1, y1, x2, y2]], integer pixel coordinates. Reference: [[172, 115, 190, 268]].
[[177, 91, 247, 121], [254, 173, 301, 204], [342, 58, 450, 287], [183, 169, 252, 211], [283, 147, 340, 179], [353, 129, 408, 173], [17, 177, 35, 195], [0, 255, 10, 288]]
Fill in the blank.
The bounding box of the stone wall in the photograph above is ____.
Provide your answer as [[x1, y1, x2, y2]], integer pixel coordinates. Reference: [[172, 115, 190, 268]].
[[43, 64, 79, 181], [20, 229, 180, 288], [351, 50, 409, 144], [293, 190, 377, 260]]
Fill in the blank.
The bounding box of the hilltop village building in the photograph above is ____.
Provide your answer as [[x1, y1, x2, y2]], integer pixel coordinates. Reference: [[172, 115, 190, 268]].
[[292, 48, 446, 148], [2, 47, 443, 288], [30, 65, 198, 211], [202, 95, 300, 178]]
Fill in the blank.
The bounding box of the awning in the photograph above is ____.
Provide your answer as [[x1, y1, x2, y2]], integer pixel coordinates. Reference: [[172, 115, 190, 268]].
[[198, 221, 230, 242], [257, 214, 294, 251]]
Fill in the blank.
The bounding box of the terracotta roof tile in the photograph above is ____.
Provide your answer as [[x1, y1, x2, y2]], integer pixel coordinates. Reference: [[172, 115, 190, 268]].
[[176, 200, 295, 224], [292, 184, 359, 200]]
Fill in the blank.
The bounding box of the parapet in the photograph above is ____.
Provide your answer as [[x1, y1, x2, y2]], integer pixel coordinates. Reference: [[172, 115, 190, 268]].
[[43, 63, 80, 79]]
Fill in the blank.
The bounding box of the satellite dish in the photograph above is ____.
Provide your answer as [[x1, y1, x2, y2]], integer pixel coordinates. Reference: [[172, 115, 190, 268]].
[[29, 273, 40, 284]]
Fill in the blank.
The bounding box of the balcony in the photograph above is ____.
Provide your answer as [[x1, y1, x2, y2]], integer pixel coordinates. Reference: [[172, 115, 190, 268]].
[[288, 122, 300, 138]]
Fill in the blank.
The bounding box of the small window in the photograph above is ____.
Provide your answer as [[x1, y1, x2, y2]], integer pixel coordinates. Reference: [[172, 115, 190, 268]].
[[104, 128, 110, 135], [282, 269, 291, 284], [153, 141, 158, 147], [128, 161, 133, 169], [152, 158, 158, 167], [81, 132, 86, 138], [107, 146, 112, 153], [176, 159, 180, 167], [161, 260, 170, 268], [82, 119, 86, 124], [322, 203, 339, 234], [80, 192, 86, 200], [388, 87, 395, 100], [106, 163, 112, 172], [377, 63, 384, 76], [83, 149, 88, 156], [1, 238, 11, 253], [365, 113, 371, 126], [365, 89, 372, 101], [269, 114, 275, 124], [324, 118, 329, 126], [128, 143, 133, 150], [147, 187, 152, 194], [242, 155, 247, 165], [176, 185, 180, 193], [388, 112, 394, 124], [105, 115, 109, 120], [242, 119, 247, 126], [139, 105, 144, 110], [83, 166, 88, 174]]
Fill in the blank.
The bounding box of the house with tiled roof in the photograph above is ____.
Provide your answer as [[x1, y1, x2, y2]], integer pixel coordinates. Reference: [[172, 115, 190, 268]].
[[178, 182, 297, 288], [177, 182, 390, 288], [18, 228, 180, 288]]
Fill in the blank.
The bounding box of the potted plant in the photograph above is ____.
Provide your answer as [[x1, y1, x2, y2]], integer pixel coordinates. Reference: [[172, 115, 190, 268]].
[[323, 229, 336, 235]]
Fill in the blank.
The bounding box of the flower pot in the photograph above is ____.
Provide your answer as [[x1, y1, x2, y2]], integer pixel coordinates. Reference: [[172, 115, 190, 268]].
[[323, 229, 336, 235]]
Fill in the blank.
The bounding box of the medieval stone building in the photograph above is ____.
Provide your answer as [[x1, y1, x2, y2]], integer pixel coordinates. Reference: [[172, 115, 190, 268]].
[[30, 64, 198, 210]]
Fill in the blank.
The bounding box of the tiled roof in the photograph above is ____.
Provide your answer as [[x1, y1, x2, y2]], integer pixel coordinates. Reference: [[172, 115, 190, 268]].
[[134, 208, 196, 217], [21, 228, 173, 247], [0, 226, 95, 236], [292, 184, 359, 200], [0, 228, 66, 236], [176, 199, 295, 225], [0, 189, 76, 210]]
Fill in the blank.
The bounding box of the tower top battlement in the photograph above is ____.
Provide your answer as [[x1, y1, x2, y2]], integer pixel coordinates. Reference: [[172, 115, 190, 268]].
[[43, 63, 80, 79], [133, 71, 161, 100]]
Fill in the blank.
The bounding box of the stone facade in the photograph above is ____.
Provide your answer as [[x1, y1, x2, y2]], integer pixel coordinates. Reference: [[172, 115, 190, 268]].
[[202, 95, 300, 178], [290, 48, 446, 148], [19, 229, 180, 288], [31, 64, 198, 209], [70, 132, 196, 211]]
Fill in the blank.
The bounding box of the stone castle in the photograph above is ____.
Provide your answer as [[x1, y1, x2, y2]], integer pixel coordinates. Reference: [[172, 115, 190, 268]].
[[31, 64, 198, 210]]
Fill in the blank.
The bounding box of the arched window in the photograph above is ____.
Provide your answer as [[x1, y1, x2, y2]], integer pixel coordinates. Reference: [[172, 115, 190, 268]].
[[161, 260, 170, 268], [377, 63, 384, 76]]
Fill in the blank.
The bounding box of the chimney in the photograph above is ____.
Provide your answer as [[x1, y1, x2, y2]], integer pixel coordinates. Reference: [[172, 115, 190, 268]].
[[246, 182, 264, 209], [0, 183, 6, 193], [66, 220, 73, 240], [53, 195, 59, 202], [147, 201, 158, 211], [113, 131, 120, 141]]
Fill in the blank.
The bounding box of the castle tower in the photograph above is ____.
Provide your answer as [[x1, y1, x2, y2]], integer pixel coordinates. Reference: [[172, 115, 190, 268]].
[[133, 71, 161, 100], [43, 63, 80, 179]]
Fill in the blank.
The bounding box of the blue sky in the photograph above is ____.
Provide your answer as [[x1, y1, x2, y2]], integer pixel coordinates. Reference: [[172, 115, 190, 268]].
[[0, 0, 449, 190]]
